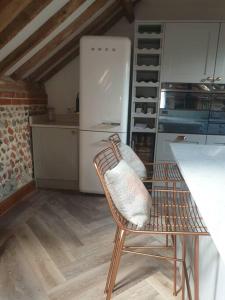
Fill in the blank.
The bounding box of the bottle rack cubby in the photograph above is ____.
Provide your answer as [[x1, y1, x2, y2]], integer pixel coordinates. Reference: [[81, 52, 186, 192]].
[[130, 22, 164, 163]]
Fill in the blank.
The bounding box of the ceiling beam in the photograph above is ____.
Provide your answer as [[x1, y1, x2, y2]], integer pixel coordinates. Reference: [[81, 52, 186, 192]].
[[39, 9, 124, 82], [27, 1, 121, 81], [0, 0, 32, 33], [0, 0, 52, 49], [119, 0, 134, 23], [0, 0, 86, 76], [9, 0, 108, 80]]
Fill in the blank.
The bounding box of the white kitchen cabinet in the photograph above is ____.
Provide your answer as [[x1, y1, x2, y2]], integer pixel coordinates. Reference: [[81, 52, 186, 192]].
[[155, 133, 207, 161], [214, 23, 225, 84], [32, 127, 78, 190], [162, 23, 219, 83], [206, 135, 225, 145]]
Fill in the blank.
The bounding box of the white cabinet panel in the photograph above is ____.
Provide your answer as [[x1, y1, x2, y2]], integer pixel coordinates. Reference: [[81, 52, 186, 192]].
[[32, 127, 78, 189], [162, 23, 219, 83], [206, 135, 225, 145], [156, 133, 207, 161], [214, 23, 225, 84]]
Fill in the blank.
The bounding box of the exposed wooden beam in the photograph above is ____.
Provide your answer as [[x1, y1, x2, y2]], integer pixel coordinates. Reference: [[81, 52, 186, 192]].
[[119, 0, 134, 23], [39, 9, 124, 82], [11, 0, 108, 80], [0, 0, 86, 76], [27, 1, 120, 81], [0, 0, 32, 33], [0, 0, 52, 49]]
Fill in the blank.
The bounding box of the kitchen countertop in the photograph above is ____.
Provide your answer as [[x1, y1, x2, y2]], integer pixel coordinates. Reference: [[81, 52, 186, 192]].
[[30, 121, 79, 129], [29, 114, 79, 129], [170, 143, 225, 263]]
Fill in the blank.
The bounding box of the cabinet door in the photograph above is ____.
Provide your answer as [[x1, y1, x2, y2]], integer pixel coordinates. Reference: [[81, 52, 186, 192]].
[[32, 127, 78, 181], [206, 135, 225, 145], [155, 133, 207, 162], [214, 23, 225, 84], [162, 23, 219, 83]]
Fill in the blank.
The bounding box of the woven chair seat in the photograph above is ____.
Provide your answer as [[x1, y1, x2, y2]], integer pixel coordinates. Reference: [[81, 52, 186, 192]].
[[123, 189, 208, 235]]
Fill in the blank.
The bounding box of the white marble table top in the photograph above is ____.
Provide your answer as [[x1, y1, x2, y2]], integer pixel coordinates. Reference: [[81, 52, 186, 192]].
[[170, 143, 225, 263]]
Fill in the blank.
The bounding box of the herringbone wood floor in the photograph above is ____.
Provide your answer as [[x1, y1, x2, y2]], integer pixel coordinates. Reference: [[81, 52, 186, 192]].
[[0, 190, 182, 300]]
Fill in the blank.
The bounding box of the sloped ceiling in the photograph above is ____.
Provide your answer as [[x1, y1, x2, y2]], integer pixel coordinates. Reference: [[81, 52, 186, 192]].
[[0, 0, 137, 82]]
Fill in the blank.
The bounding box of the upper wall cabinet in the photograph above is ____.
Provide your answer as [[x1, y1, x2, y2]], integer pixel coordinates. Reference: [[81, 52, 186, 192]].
[[214, 23, 225, 83], [162, 23, 220, 83]]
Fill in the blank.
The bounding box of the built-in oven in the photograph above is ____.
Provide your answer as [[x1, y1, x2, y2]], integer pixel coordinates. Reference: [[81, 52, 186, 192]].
[[158, 83, 225, 135], [208, 93, 225, 135]]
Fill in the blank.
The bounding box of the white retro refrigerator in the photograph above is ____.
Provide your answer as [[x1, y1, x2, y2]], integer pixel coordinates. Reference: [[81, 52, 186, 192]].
[[79, 36, 131, 193]]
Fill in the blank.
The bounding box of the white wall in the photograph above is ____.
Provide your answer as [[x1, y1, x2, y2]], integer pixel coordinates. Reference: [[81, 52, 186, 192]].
[[45, 0, 225, 113], [45, 55, 79, 114]]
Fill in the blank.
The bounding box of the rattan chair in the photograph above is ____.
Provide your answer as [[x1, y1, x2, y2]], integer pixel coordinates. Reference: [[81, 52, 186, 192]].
[[108, 133, 184, 190], [93, 144, 209, 300], [108, 133, 186, 292]]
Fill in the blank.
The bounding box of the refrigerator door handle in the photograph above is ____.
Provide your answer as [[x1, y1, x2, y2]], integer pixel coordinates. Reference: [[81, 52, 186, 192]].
[[101, 122, 121, 126]]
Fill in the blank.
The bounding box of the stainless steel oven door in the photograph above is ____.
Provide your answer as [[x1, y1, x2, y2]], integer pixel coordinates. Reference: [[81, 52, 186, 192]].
[[208, 93, 225, 135], [159, 87, 211, 134]]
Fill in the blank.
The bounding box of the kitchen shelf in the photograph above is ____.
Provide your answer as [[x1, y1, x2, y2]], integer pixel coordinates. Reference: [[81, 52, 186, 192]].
[[130, 21, 163, 163], [134, 65, 160, 71], [134, 81, 159, 87], [136, 48, 161, 54], [132, 127, 156, 133], [133, 113, 157, 118], [134, 97, 159, 103], [137, 24, 162, 35], [136, 33, 163, 39]]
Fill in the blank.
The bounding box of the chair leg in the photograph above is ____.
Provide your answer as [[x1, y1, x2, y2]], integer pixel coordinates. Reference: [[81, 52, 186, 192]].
[[106, 229, 126, 300], [104, 227, 120, 294], [182, 236, 186, 300], [173, 235, 177, 296]]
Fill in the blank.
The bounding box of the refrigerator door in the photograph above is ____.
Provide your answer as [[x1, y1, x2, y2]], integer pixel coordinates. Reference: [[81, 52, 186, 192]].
[[79, 130, 127, 194], [80, 36, 131, 132]]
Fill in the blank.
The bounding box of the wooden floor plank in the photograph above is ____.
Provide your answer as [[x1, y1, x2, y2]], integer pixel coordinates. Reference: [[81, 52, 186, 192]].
[[0, 236, 49, 300], [15, 224, 65, 292], [38, 204, 83, 247], [27, 215, 74, 268], [114, 279, 164, 300]]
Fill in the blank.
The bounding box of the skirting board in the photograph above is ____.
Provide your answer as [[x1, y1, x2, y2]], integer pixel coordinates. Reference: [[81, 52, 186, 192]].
[[36, 178, 78, 190], [0, 181, 35, 216]]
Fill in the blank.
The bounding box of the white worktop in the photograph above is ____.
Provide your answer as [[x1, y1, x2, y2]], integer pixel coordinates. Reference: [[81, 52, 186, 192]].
[[170, 143, 225, 264], [30, 121, 79, 129], [29, 114, 79, 129]]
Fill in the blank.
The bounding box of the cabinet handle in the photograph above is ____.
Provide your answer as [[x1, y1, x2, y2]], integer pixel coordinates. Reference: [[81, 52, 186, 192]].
[[204, 32, 210, 75], [71, 130, 76, 135], [215, 77, 222, 81], [206, 76, 213, 82], [174, 135, 187, 142]]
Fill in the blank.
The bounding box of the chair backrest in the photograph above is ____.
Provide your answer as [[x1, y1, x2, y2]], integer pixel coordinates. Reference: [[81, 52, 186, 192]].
[[108, 133, 123, 160], [93, 144, 127, 228], [108, 133, 121, 145]]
